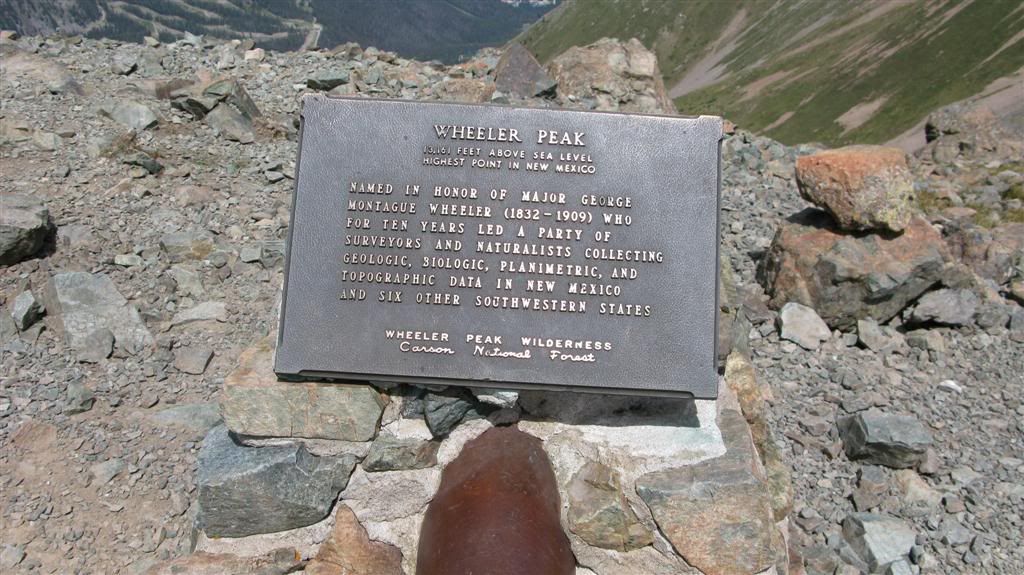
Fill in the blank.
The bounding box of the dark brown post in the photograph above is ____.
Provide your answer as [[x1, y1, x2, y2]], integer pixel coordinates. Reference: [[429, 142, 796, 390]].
[[416, 426, 575, 575]]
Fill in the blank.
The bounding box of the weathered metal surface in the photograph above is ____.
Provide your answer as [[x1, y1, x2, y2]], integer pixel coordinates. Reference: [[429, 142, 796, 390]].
[[276, 95, 721, 397]]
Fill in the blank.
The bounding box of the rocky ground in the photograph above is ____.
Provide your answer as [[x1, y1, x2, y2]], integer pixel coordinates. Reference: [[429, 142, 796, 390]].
[[721, 140, 1024, 573], [1, 31, 1022, 575]]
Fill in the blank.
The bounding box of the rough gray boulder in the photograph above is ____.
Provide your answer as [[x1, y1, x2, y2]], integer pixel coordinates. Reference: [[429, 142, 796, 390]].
[[99, 99, 158, 131], [11, 290, 44, 331], [759, 212, 949, 330], [205, 104, 254, 144], [857, 318, 903, 352], [0, 193, 55, 266], [494, 43, 556, 99], [908, 288, 978, 327], [307, 70, 350, 91], [840, 409, 933, 469], [424, 391, 475, 437], [778, 302, 832, 350], [196, 425, 358, 537], [842, 512, 916, 572]]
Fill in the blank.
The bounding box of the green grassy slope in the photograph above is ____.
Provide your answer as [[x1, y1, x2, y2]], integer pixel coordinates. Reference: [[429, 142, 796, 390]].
[[519, 0, 1024, 147]]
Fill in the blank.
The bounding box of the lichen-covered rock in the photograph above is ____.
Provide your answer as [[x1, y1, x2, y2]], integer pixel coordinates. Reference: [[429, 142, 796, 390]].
[[417, 427, 574, 575], [220, 336, 387, 441], [196, 425, 357, 537], [795, 145, 915, 233], [548, 38, 675, 114], [759, 211, 950, 330], [0, 193, 55, 266], [159, 231, 216, 263], [438, 78, 495, 103]]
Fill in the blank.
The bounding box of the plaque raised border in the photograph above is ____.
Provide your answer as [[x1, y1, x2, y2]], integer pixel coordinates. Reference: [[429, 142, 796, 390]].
[[275, 95, 721, 398]]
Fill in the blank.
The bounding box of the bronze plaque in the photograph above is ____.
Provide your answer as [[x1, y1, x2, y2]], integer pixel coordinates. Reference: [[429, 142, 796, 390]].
[[275, 96, 721, 398]]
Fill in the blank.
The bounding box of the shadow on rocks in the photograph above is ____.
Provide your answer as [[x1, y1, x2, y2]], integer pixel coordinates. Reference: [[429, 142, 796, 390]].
[[517, 389, 700, 428]]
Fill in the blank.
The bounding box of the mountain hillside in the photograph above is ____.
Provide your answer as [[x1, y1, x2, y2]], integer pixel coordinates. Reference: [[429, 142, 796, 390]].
[[0, 0, 555, 61], [518, 0, 1024, 147]]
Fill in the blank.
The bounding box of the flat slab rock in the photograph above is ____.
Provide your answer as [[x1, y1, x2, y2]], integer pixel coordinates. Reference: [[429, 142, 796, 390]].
[[220, 336, 387, 441], [142, 549, 302, 575], [417, 426, 574, 575], [196, 425, 358, 538], [636, 409, 780, 575], [43, 271, 154, 356]]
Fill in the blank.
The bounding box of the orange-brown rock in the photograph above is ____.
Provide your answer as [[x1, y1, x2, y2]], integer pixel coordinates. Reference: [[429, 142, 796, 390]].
[[416, 426, 574, 575], [795, 145, 914, 233], [305, 504, 404, 575], [759, 210, 949, 330]]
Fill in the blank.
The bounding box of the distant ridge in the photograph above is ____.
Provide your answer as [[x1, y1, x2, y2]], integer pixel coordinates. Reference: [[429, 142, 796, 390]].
[[0, 0, 556, 62], [517, 0, 1024, 147]]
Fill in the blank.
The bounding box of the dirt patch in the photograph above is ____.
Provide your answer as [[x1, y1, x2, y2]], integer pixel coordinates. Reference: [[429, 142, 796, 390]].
[[981, 27, 1024, 67], [836, 95, 890, 134], [887, 119, 928, 153], [669, 8, 748, 98], [781, 1, 906, 61], [739, 70, 793, 102], [886, 69, 1024, 152], [764, 110, 796, 132]]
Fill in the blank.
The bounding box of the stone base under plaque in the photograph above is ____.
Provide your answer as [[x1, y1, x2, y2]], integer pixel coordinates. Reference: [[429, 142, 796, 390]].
[[186, 336, 792, 575]]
